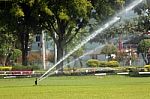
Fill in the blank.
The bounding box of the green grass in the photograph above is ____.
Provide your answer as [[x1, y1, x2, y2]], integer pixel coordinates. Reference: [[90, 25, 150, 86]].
[[0, 75, 150, 99]]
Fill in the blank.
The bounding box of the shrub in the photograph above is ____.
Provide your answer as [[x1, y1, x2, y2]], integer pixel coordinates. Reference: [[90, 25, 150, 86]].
[[12, 65, 40, 71], [99, 61, 119, 67], [129, 68, 139, 77], [87, 60, 120, 67], [144, 65, 150, 71], [12, 65, 32, 71], [128, 67, 150, 77], [0, 66, 12, 71], [86, 59, 99, 67], [107, 61, 120, 67], [99, 61, 107, 67], [11, 49, 22, 60]]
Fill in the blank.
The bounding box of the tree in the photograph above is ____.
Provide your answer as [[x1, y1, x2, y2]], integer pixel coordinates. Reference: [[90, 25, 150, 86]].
[[137, 39, 150, 65], [0, 27, 16, 66], [133, 0, 150, 32], [10, 49, 22, 64], [64, 28, 87, 69], [40, 0, 125, 71], [101, 43, 117, 61], [71, 48, 84, 68], [0, 0, 44, 66], [37, 0, 92, 72], [90, 0, 125, 21], [0, 0, 125, 71]]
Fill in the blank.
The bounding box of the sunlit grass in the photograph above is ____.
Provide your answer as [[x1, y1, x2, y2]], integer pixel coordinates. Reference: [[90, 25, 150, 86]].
[[0, 75, 150, 99]]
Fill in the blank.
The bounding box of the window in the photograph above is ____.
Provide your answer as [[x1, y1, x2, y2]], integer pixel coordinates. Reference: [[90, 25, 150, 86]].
[[36, 35, 41, 42]]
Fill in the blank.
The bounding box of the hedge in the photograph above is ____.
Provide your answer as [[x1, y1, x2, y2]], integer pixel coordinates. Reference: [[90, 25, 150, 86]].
[[86, 59, 99, 67], [0, 65, 40, 71], [144, 65, 150, 71], [86, 59, 120, 67], [12, 65, 40, 71], [0, 66, 12, 71], [107, 61, 120, 67]]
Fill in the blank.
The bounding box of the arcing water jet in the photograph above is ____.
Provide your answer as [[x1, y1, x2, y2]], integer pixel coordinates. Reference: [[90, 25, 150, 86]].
[[38, 0, 143, 82]]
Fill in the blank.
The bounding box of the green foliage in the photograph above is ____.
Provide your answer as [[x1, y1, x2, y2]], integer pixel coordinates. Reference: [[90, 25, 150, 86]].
[[137, 39, 150, 53], [101, 44, 117, 55], [129, 69, 140, 77], [0, 0, 126, 68], [10, 4, 24, 17], [107, 61, 120, 67], [0, 45, 9, 56], [41, 4, 53, 16], [0, 32, 15, 57], [12, 65, 39, 71], [137, 39, 150, 64], [12, 65, 32, 71], [0, 66, 12, 71], [128, 67, 150, 77], [10, 49, 22, 60], [99, 61, 119, 67], [58, 9, 70, 21], [133, 1, 150, 32], [93, 0, 125, 21], [87, 59, 119, 67], [144, 65, 150, 71], [72, 48, 84, 57], [68, 0, 92, 17], [116, 66, 146, 73], [86, 59, 99, 67]]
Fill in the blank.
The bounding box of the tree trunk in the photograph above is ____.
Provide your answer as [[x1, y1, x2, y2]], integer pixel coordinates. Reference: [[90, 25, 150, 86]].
[[20, 32, 29, 66], [79, 58, 83, 68], [147, 53, 150, 65], [67, 57, 71, 71], [1, 56, 7, 66], [55, 20, 66, 73], [56, 41, 64, 73], [5, 53, 12, 66], [141, 53, 148, 65]]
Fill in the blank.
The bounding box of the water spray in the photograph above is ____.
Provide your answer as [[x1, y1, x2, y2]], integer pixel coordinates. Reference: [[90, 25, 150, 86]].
[[65, 34, 135, 67], [65, 45, 105, 66], [38, 34, 135, 82], [38, 0, 144, 83], [38, 17, 120, 82]]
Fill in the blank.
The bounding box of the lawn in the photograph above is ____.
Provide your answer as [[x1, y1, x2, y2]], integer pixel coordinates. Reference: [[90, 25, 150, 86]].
[[0, 75, 150, 99]]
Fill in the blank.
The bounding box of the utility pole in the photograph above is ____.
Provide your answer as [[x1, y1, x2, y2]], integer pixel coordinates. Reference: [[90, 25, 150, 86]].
[[42, 31, 46, 70], [54, 32, 57, 64], [129, 48, 132, 66]]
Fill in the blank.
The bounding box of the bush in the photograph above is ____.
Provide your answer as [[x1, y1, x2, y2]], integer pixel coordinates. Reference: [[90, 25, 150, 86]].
[[12, 65, 32, 71], [99, 61, 119, 67], [86, 59, 99, 67], [98, 61, 106, 67], [87, 60, 120, 67], [12, 65, 40, 71], [107, 61, 120, 67], [144, 65, 150, 71], [0, 66, 12, 71], [129, 68, 139, 77]]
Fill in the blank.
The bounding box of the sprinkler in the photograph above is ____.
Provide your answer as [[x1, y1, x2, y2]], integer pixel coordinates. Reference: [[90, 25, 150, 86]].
[[35, 78, 37, 85], [38, 0, 144, 83]]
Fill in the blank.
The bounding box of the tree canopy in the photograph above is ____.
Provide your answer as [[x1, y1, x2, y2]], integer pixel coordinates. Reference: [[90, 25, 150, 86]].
[[0, 0, 125, 70], [137, 39, 150, 65]]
